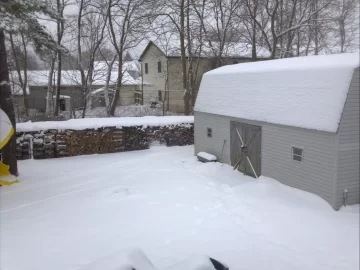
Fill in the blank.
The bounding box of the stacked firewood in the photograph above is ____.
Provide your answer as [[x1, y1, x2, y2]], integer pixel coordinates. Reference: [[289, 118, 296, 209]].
[[150, 124, 194, 146], [43, 131, 56, 159], [66, 128, 115, 156], [32, 132, 45, 159], [122, 126, 149, 151], [164, 125, 194, 146], [15, 133, 31, 160], [14, 123, 194, 160], [113, 129, 124, 152], [146, 126, 166, 145], [55, 132, 68, 157]]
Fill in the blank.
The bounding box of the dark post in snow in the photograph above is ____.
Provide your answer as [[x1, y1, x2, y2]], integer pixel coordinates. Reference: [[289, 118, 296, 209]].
[[0, 29, 18, 176]]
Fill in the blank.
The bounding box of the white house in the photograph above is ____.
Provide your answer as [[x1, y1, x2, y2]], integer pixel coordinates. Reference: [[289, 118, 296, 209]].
[[138, 40, 270, 113], [194, 53, 360, 210]]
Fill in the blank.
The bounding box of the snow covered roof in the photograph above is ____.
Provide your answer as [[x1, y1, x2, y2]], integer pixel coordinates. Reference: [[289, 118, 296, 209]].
[[139, 40, 270, 60], [195, 53, 360, 133], [23, 69, 140, 87], [52, 95, 71, 99], [10, 60, 143, 90], [90, 87, 115, 95]]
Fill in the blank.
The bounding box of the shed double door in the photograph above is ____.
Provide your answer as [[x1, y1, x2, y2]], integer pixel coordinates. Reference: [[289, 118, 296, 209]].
[[230, 121, 262, 178]]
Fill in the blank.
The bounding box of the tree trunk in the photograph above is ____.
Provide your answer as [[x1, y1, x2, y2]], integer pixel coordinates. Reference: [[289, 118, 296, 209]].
[[0, 30, 18, 176], [104, 55, 117, 115], [109, 58, 123, 116], [21, 34, 29, 116], [284, 2, 297, 58], [186, 0, 194, 110], [180, 0, 190, 115], [9, 33, 29, 117], [313, 0, 319, 55], [54, 0, 64, 116], [46, 57, 56, 115], [54, 53, 62, 116], [270, 37, 278, 59], [251, 2, 258, 61]]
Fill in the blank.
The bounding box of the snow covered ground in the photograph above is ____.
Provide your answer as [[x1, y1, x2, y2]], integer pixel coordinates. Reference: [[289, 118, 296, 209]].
[[0, 146, 359, 270]]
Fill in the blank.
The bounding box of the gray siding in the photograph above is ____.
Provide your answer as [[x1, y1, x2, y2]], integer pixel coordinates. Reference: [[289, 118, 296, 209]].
[[194, 111, 338, 209], [28, 86, 84, 111], [29, 85, 137, 111], [194, 111, 231, 164], [336, 68, 360, 209]]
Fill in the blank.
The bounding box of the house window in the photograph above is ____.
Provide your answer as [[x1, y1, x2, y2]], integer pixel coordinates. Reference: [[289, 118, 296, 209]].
[[292, 147, 303, 162], [158, 61, 162, 73], [207, 128, 212, 138], [144, 63, 148, 74], [59, 98, 66, 111], [158, 90, 162, 101]]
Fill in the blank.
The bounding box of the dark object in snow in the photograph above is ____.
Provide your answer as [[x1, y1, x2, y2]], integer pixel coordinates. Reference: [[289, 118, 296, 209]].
[[210, 257, 229, 270], [197, 151, 217, 163]]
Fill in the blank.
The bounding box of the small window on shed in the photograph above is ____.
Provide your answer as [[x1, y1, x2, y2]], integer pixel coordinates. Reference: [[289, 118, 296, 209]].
[[292, 147, 303, 162], [144, 63, 148, 74], [207, 128, 212, 138], [157, 61, 162, 73]]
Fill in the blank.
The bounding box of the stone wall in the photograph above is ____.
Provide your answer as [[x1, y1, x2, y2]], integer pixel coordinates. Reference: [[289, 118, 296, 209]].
[[14, 124, 193, 160]]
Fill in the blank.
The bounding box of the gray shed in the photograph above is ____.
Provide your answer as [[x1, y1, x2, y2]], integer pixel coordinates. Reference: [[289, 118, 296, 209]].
[[194, 53, 359, 210]]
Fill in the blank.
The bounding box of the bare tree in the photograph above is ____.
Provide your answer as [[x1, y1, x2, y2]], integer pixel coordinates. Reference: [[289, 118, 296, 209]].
[[72, 0, 109, 118], [244, 0, 333, 59], [8, 33, 30, 116], [45, 56, 56, 115], [108, 0, 156, 116], [100, 52, 117, 113], [0, 0, 68, 175], [328, 0, 359, 53], [53, 0, 67, 116]]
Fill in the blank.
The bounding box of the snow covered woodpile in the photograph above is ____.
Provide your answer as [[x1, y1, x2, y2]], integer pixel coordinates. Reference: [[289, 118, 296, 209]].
[[14, 116, 194, 159], [15, 134, 32, 160], [194, 53, 360, 210], [145, 125, 194, 146]]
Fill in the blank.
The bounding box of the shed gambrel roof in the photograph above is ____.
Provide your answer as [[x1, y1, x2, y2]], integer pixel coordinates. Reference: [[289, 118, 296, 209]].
[[195, 53, 360, 133]]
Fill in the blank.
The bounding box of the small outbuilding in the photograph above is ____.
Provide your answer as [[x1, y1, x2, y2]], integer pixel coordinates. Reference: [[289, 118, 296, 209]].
[[194, 53, 359, 210]]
